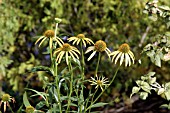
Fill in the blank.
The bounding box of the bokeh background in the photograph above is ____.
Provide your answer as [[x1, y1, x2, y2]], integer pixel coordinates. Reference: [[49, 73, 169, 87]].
[[0, 0, 170, 112]]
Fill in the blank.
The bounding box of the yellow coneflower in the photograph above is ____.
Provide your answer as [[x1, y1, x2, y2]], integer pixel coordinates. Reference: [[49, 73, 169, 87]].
[[53, 43, 80, 65], [85, 40, 111, 61], [110, 43, 135, 67], [26, 106, 35, 113], [0, 94, 15, 112], [67, 34, 94, 47], [89, 75, 109, 91], [35, 30, 64, 48]]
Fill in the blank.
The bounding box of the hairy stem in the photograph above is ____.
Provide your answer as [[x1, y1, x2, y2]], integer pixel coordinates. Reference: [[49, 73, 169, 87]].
[[95, 52, 101, 76], [66, 61, 73, 112]]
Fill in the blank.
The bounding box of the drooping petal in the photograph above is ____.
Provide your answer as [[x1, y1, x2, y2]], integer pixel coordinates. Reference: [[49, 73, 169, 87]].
[[35, 36, 45, 45], [85, 38, 94, 44], [69, 51, 76, 62], [73, 38, 79, 45], [82, 39, 86, 47], [38, 37, 48, 47], [72, 47, 80, 54], [76, 39, 81, 45], [70, 50, 80, 59], [54, 37, 64, 46], [53, 48, 62, 55], [125, 53, 131, 66], [105, 48, 111, 59], [128, 51, 135, 64], [85, 46, 95, 54], [120, 53, 124, 66], [87, 51, 96, 61], [110, 51, 120, 62], [115, 52, 122, 64], [49, 37, 53, 49], [57, 51, 65, 63], [67, 37, 77, 41]]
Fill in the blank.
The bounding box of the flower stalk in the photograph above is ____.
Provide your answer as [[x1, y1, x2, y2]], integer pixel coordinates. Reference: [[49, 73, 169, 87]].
[[85, 66, 120, 112], [95, 52, 101, 76], [66, 60, 74, 112]]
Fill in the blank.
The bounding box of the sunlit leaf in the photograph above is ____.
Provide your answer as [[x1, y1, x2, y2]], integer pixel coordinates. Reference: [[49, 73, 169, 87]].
[[23, 92, 31, 107]]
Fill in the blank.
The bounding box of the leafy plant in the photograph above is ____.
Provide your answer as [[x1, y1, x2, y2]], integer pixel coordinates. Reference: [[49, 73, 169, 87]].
[[131, 0, 170, 109], [23, 18, 135, 112]]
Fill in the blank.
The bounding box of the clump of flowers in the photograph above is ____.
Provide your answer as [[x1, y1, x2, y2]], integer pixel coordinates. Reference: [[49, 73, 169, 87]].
[[35, 30, 64, 48], [89, 75, 109, 91], [53, 43, 80, 65], [67, 34, 94, 47], [85, 40, 111, 61], [0, 94, 15, 112], [110, 43, 135, 67]]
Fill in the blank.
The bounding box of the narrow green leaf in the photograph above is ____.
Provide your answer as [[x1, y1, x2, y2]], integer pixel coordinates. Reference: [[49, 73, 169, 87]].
[[35, 101, 46, 110], [26, 88, 47, 101], [17, 104, 23, 113], [31, 66, 52, 75], [89, 102, 108, 109], [23, 92, 31, 107]]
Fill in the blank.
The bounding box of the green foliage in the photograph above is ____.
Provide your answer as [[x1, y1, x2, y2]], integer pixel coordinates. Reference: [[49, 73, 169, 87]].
[[0, 0, 19, 77], [0, 0, 170, 112]]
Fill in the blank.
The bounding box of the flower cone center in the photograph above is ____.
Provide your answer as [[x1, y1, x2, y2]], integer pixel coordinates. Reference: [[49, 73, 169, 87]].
[[26, 106, 34, 113], [118, 43, 130, 53], [94, 40, 106, 52], [44, 30, 55, 38], [77, 34, 85, 39], [62, 43, 71, 51], [2, 94, 10, 102], [96, 80, 102, 85]]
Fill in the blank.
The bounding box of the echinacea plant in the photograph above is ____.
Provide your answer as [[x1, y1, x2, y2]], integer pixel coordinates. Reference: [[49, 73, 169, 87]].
[[23, 18, 136, 113], [0, 94, 15, 113], [110, 43, 135, 67]]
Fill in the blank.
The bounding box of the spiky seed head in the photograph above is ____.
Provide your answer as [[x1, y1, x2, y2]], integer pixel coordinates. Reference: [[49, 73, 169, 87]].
[[26, 106, 35, 113], [77, 34, 85, 39], [44, 30, 55, 38], [94, 40, 107, 52], [96, 80, 103, 85], [62, 43, 71, 51], [2, 94, 10, 102], [118, 43, 130, 53]]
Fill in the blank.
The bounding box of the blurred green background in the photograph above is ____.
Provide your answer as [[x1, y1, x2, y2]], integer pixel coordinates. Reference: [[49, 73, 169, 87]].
[[0, 0, 170, 112]]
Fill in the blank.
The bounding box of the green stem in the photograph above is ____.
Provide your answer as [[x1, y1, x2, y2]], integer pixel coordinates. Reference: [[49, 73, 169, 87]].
[[54, 62, 62, 113], [50, 42, 53, 63], [54, 23, 58, 39], [85, 66, 120, 112], [95, 52, 101, 76], [66, 61, 73, 112], [8, 105, 14, 113], [80, 41, 85, 113], [80, 41, 85, 79], [88, 87, 99, 113]]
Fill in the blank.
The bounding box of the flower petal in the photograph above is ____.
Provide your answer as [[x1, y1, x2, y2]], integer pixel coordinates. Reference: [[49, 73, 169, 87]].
[[38, 37, 48, 47], [35, 36, 45, 45], [87, 51, 96, 61], [115, 52, 122, 64], [128, 51, 135, 64], [125, 53, 131, 66], [120, 53, 124, 66], [85, 46, 95, 54]]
